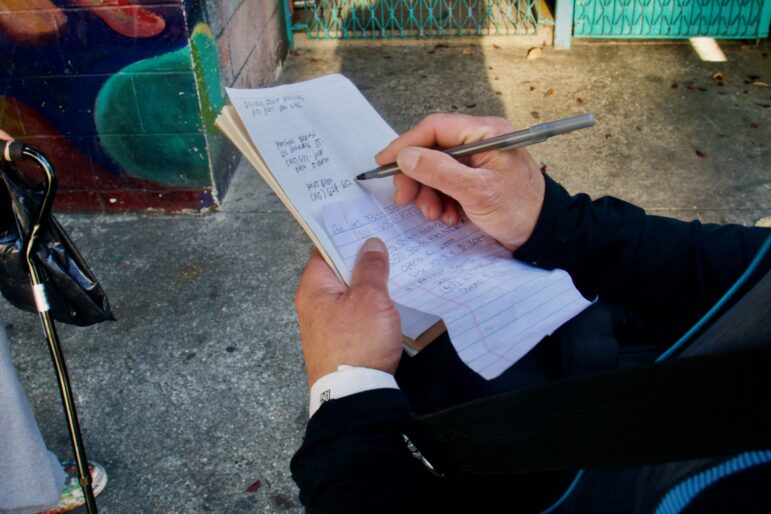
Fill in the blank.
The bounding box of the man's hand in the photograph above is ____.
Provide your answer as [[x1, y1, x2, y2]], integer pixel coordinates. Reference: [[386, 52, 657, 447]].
[[376, 113, 545, 252], [295, 238, 402, 389]]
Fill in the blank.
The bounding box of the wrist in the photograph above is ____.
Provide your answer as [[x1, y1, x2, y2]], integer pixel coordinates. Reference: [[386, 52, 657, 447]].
[[308, 365, 399, 417]]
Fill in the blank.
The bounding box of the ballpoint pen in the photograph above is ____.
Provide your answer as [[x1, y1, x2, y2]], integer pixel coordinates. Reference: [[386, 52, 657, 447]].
[[355, 113, 596, 180]]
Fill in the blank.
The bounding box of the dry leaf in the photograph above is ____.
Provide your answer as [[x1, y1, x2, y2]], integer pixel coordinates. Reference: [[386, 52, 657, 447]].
[[245, 480, 261, 493], [434, 43, 449, 50], [544, 88, 555, 97], [753, 80, 770, 87], [529, 86, 536, 91], [466, 103, 477, 109], [712, 71, 726, 81], [493, 44, 501, 49], [695, 150, 707, 158], [576, 97, 584, 104], [530, 111, 541, 119], [495, 91, 502, 95], [526, 47, 542, 60]]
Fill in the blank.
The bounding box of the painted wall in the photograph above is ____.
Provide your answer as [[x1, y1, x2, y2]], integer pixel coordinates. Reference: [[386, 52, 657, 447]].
[[0, 0, 288, 212]]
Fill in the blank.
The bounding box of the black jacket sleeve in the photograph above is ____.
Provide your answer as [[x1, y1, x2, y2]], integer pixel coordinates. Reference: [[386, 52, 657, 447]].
[[515, 175, 771, 339]]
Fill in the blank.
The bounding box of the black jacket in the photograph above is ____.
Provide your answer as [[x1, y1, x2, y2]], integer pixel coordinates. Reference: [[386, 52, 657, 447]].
[[291, 175, 771, 513]]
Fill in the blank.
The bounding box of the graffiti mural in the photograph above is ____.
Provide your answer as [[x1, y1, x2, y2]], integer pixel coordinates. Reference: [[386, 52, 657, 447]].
[[0, 0, 230, 211]]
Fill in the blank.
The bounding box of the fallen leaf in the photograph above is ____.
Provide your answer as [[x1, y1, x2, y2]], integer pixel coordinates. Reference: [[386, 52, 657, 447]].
[[712, 71, 726, 81], [671, 83, 678, 89], [750, 123, 759, 128], [530, 111, 541, 119], [576, 97, 584, 103], [529, 86, 536, 91], [544, 88, 554, 97], [495, 90, 502, 95], [245, 480, 261, 493], [758, 103, 770, 108], [493, 44, 501, 49], [753, 80, 770, 87], [527, 47, 542, 60], [466, 103, 477, 109], [695, 150, 707, 158], [539, 163, 547, 172], [434, 43, 449, 50]]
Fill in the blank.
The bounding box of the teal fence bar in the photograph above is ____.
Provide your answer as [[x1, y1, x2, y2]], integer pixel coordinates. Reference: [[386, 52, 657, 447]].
[[302, 0, 543, 38], [574, 0, 771, 38]]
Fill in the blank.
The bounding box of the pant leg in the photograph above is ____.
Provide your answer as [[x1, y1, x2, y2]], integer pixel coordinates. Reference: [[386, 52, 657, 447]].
[[0, 324, 65, 514]]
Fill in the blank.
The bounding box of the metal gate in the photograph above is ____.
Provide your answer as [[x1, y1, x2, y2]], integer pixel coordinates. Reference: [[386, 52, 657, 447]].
[[299, 0, 546, 39], [573, 0, 771, 38]]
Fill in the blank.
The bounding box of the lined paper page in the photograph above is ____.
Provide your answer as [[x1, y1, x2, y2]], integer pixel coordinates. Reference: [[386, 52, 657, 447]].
[[323, 194, 591, 379], [226, 75, 440, 339]]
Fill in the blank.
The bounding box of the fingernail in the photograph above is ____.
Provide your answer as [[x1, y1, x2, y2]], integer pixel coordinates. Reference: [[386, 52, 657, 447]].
[[361, 237, 385, 254], [397, 147, 421, 173]]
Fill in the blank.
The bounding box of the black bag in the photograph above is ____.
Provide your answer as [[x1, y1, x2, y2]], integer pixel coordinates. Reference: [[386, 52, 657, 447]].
[[0, 159, 114, 326]]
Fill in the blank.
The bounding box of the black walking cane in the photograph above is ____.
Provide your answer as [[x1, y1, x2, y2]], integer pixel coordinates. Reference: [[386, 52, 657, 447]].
[[2, 140, 109, 514]]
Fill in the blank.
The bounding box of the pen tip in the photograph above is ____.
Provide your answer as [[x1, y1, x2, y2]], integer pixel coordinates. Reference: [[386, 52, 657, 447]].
[[355, 173, 365, 180]]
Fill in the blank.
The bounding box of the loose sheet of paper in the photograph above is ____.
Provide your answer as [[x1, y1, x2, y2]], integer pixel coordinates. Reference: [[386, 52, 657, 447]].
[[323, 194, 591, 379], [226, 74, 440, 339]]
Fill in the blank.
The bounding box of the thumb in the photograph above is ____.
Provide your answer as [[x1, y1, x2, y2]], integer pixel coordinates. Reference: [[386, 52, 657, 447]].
[[396, 147, 485, 206], [350, 238, 390, 292]]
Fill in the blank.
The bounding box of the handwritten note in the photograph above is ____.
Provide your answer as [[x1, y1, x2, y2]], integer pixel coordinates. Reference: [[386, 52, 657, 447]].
[[324, 194, 591, 379], [226, 75, 441, 340]]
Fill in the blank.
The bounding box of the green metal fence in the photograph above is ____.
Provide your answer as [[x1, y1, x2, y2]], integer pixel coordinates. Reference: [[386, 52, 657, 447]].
[[573, 0, 771, 38], [301, 0, 544, 39]]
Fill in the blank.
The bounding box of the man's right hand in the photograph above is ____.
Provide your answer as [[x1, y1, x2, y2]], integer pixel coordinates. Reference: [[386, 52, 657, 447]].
[[375, 113, 546, 252]]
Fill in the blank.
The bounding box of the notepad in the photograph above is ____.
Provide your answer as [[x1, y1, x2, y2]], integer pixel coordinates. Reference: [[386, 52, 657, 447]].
[[218, 74, 443, 350], [217, 73, 590, 377]]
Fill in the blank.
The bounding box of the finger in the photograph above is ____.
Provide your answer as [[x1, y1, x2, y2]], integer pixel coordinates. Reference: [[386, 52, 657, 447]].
[[393, 173, 420, 205], [296, 250, 346, 306], [350, 238, 390, 292], [441, 197, 461, 226], [396, 146, 495, 210], [415, 184, 443, 221], [376, 113, 512, 165], [0, 129, 13, 142]]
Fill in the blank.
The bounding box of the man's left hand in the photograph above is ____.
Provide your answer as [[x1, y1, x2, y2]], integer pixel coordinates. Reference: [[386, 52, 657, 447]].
[[295, 238, 403, 388]]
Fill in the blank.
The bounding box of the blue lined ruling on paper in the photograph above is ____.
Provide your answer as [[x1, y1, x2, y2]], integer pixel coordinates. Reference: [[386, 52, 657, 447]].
[[323, 193, 591, 379]]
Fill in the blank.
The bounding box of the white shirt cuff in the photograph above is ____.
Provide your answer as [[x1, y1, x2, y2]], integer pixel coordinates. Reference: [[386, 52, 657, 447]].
[[309, 365, 400, 418]]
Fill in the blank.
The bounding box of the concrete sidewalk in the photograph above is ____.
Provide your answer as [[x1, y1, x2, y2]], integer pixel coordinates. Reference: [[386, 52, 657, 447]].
[[1, 39, 769, 513]]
